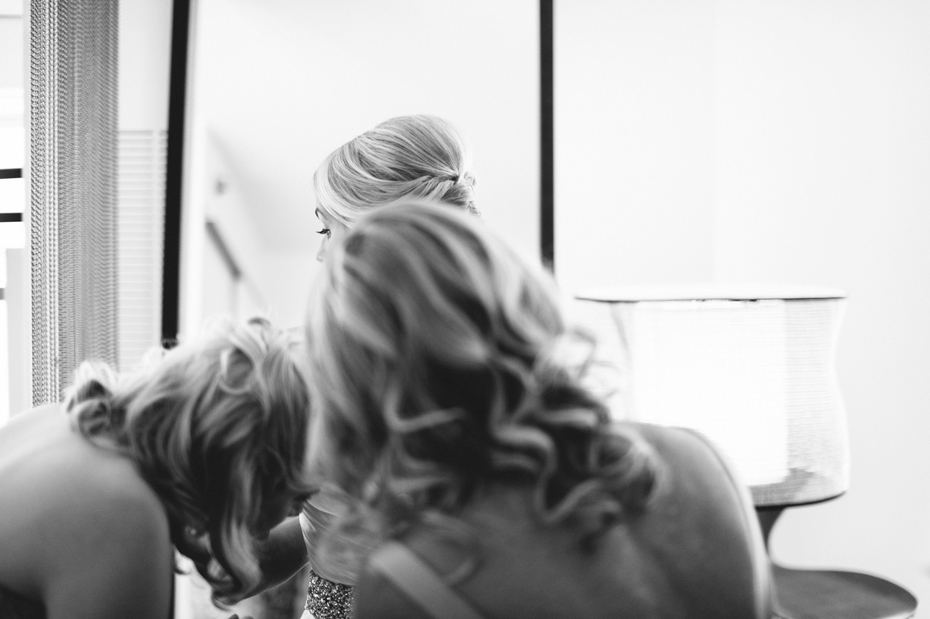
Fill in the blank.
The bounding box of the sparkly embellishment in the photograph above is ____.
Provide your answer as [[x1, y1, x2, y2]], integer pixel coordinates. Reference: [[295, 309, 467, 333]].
[[305, 569, 354, 619]]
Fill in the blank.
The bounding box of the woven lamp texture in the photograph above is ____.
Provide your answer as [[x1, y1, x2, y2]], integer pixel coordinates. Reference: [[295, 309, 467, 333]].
[[576, 284, 849, 507]]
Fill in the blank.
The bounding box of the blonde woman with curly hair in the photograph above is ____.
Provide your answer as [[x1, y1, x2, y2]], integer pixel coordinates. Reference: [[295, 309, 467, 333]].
[[0, 318, 314, 619], [303, 202, 773, 619], [252, 115, 479, 619]]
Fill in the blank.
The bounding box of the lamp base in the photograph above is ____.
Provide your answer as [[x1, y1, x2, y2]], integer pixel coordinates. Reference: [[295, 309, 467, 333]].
[[770, 565, 917, 619], [756, 508, 917, 619]]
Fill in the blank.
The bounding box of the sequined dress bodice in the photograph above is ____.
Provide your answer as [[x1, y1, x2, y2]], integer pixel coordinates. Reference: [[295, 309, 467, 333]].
[[299, 484, 381, 619]]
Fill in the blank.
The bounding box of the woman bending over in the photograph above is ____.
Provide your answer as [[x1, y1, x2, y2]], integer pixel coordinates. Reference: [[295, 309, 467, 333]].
[[0, 318, 314, 619]]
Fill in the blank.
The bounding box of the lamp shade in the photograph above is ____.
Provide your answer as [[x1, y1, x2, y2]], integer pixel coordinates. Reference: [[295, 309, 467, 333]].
[[576, 284, 849, 507]]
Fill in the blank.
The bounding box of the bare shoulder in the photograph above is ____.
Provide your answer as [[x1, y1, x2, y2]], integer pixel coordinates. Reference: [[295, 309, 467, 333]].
[[31, 440, 173, 618], [0, 408, 169, 608], [40, 430, 167, 534], [1, 404, 165, 528], [63, 454, 166, 531], [620, 421, 724, 470]]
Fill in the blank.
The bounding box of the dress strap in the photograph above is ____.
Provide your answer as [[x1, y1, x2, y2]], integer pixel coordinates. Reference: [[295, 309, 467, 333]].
[[368, 541, 486, 619]]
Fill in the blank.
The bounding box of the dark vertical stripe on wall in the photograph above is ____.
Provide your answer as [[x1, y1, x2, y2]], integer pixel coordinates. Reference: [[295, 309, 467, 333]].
[[540, 0, 555, 270], [163, 0, 192, 348]]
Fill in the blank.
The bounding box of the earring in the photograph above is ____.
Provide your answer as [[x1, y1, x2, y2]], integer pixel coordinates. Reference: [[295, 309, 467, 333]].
[[184, 525, 203, 539]]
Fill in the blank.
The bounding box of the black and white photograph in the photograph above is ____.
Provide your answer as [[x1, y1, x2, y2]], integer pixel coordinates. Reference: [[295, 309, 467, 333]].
[[0, 1, 928, 618]]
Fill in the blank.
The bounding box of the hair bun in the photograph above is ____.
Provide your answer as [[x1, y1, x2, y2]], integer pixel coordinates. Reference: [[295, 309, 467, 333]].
[[314, 115, 478, 224]]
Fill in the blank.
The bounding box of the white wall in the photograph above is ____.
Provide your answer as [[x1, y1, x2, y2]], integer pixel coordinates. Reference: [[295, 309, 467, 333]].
[[180, 129, 276, 335], [712, 0, 930, 605], [555, 1, 717, 292], [558, 0, 930, 609], [0, 1, 25, 424], [188, 0, 540, 335], [258, 249, 317, 330], [116, 0, 171, 369], [0, 7, 24, 91], [118, 0, 171, 130]]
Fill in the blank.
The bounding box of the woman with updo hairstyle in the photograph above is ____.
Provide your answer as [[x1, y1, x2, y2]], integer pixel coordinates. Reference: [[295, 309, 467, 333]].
[[251, 115, 481, 619], [312, 114, 478, 263], [304, 202, 774, 619], [0, 318, 314, 619]]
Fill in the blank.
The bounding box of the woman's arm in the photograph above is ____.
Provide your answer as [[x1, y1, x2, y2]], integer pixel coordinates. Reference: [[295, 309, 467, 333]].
[[248, 516, 309, 595]]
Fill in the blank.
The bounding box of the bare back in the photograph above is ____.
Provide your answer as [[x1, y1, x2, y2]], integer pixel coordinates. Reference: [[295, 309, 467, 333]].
[[0, 405, 173, 619], [355, 423, 772, 619]]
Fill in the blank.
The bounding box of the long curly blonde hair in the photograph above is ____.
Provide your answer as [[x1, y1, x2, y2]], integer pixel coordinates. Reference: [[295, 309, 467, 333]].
[[65, 317, 314, 604], [305, 202, 659, 548]]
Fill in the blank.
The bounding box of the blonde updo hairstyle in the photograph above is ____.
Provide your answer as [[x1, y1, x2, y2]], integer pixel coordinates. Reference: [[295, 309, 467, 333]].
[[313, 115, 478, 227], [305, 202, 659, 548], [64, 318, 314, 605]]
